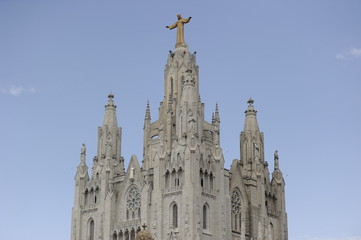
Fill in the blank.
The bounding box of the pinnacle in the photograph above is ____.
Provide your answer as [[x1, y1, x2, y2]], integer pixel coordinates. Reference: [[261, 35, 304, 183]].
[[243, 98, 260, 132]]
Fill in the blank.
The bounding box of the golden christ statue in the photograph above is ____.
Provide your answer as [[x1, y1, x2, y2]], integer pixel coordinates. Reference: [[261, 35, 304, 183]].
[[166, 14, 192, 47]]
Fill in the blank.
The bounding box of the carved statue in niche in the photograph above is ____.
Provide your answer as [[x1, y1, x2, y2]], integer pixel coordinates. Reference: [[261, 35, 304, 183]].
[[188, 110, 196, 134], [130, 165, 135, 179], [80, 143, 86, 162], [274, 150, 279, 170], [106, 136, 112, 158]]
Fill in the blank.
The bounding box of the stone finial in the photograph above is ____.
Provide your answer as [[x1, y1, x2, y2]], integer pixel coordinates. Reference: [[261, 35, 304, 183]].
[[247, 97, 254, 106]]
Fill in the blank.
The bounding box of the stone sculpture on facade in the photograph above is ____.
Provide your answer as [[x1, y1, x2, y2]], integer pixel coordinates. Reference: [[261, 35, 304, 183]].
[[71, 15, 288, 240]]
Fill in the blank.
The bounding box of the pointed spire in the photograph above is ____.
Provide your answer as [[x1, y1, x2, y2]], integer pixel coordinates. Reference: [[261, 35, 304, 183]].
[[103, 93, 118, 128], [243, 97, 260, 132], [145, 100, 151, 121], [215, 103, 220, 122]]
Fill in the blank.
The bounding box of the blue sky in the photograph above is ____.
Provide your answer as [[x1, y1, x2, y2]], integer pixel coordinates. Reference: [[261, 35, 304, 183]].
[[0, 1, 360, 239]]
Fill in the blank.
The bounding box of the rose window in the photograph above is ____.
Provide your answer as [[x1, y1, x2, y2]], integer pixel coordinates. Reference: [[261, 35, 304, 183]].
[[126, 187, 141, 219]]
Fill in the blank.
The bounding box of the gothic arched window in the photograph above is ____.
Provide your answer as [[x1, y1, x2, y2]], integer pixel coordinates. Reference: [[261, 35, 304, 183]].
[[172, 204, 178, 228], [231, 190, 241, 231], [203, 204, 209, 230], [126, 187, 141, 220], [88, 219, 95, 240], [113, 231, 117, 240]]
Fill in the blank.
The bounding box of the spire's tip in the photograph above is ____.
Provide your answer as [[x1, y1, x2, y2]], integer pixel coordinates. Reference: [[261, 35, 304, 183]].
[[247, 97, 254, 105], [108, 93, 114, 99]]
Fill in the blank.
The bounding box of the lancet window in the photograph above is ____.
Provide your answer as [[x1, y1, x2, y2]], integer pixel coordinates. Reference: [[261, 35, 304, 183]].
[[88, 219, 95, 240], [203, 204, 210, 230], [172, 203, 178, 228], [231, 190, 242, 232], [126, 187, 141, 220]]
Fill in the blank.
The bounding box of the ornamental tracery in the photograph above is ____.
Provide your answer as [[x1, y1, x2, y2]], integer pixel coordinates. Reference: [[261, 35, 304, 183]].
[[126, 187, 141, 220], [231, 190, 242, 232], [231, 190, 241, 214]]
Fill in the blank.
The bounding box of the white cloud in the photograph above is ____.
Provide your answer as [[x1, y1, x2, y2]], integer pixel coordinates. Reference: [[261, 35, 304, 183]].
[[1, 85, 37, 96], [336, 48, 361, 60]]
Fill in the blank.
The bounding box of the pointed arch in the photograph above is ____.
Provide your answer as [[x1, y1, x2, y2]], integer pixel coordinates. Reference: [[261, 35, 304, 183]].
[[87, 218, 95, 240], [231, 189, 242, 232], [170, 202, 178, 228], [203, 203, 210, 230], [269, 222, 274, 240]]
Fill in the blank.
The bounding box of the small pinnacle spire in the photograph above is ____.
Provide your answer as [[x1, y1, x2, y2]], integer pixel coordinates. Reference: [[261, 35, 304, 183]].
[[212, 112, 215, 123], [243, 97, 260, 132], [103, 93, 118, 127], [215, 103, 220, 122], [145, 100, 151, 120]]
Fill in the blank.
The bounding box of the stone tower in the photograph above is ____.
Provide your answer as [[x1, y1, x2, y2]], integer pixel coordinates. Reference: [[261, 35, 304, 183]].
[[71, 16, 288, 240]]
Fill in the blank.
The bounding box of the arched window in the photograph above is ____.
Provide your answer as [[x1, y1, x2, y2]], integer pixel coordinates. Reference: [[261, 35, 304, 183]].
[[88, 219, 95, 240], [170, 78, 174, 98], [113, 231, 117, 240], [126, 187, 141, 220], [203, 204, 208, 229], [165, 171, 170, 190], [231, 190, 241, 232], [269, 223, 274, 240], [172, 204, 178, 228]]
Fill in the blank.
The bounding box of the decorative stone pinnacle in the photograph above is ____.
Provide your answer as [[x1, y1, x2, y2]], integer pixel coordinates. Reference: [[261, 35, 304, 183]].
[[247, 97, 254, 106], [108, 93, 114, 99]]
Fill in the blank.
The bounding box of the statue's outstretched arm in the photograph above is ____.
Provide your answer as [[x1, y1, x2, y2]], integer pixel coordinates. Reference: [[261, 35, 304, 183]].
[[183, 17, 192, 23], [166, 22, 177, 29]]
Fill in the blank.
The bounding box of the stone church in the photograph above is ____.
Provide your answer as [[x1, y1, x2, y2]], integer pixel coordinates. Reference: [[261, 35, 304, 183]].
[[71, 15, 288, 240]]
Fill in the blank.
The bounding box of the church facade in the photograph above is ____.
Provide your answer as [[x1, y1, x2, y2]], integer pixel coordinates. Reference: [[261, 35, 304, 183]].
[[71, 18, 288, 240]]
